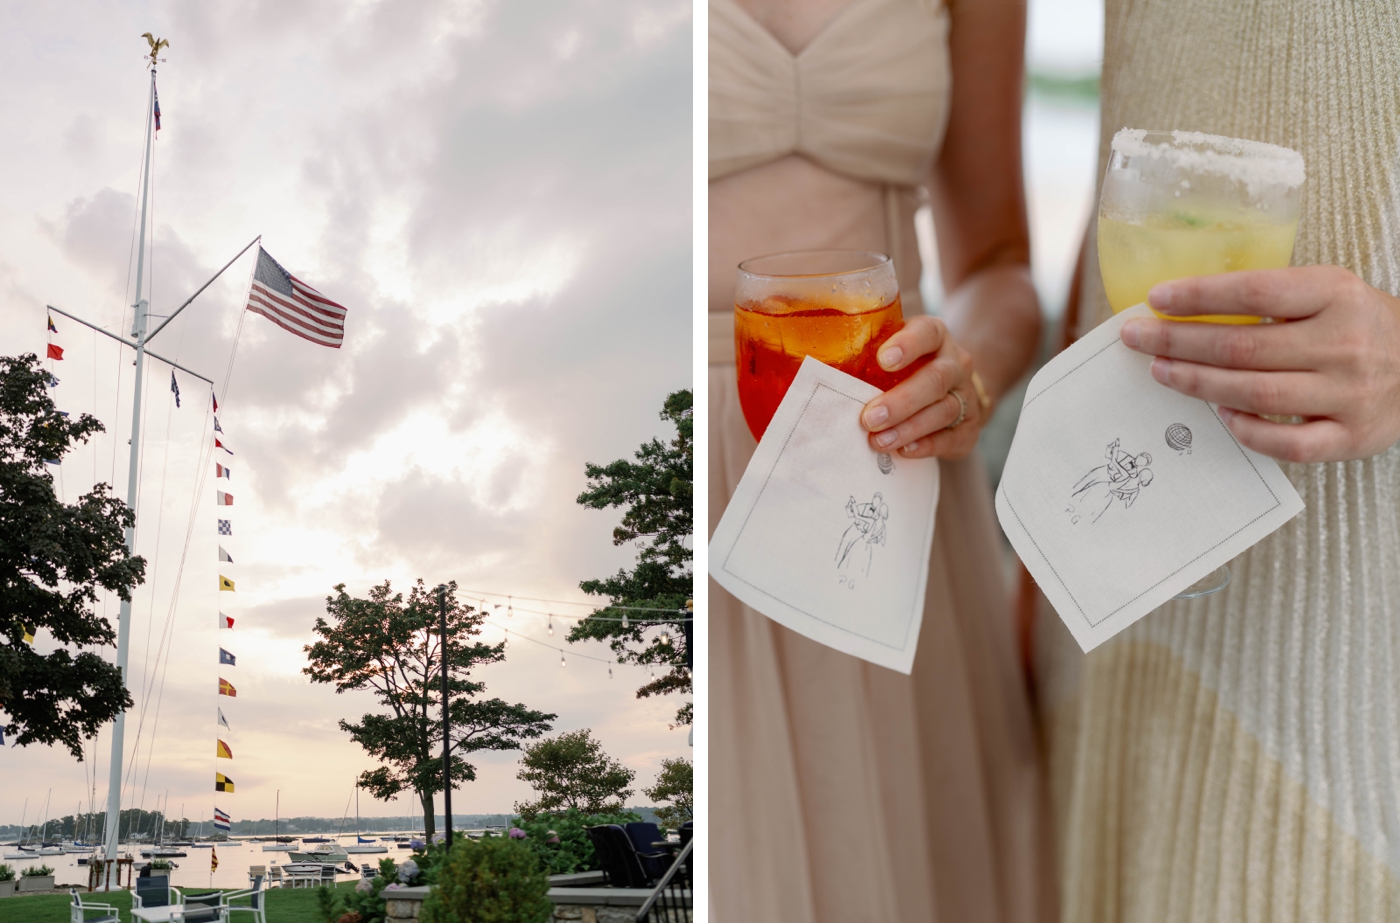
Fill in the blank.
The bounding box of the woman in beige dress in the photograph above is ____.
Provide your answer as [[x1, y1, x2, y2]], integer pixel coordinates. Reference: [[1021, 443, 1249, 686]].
[[1038, 2, 1400, 920], [710, 0, 1054, 919]]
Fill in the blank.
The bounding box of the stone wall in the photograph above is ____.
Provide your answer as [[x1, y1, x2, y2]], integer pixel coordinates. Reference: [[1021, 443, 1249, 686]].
[[383, 885, 431, 922]]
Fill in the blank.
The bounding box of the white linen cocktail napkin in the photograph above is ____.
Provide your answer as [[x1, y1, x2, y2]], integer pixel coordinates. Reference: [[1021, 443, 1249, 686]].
[[996, 304, 1304, 651], [708, 356, 940, 674]]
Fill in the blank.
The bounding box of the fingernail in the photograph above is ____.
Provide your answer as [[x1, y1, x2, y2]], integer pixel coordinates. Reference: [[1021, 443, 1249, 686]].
[[1149, 283, 1175, 310], [1121, 320, 1141, 348], [875, 429, 899, 448], [1151, 357, 1170, 383], [1217, 406, 1235, 423], [902, 440, 918, 454], [879, 346, 903, 370], [864, 405, 889, 428]]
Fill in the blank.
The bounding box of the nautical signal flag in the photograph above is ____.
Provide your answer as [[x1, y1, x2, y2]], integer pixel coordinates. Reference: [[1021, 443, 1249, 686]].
[[215, 773, 234, 793], [217, 492, 233, 506], [211, 845, 218, 873], [21, 625, 34, 644], [214, 417, 223, 433], [219, 677, 237, 697], [219, 611, 234, 629], [170, 371, 181, 408], [213, 807, 231, 832], [219, 575, 235, 591], [219, 546, 233, 562], [246, 246, 348, 348], [216, 739, 233, 759], [218, 708, 230, 730], [216, 437, 233, 454], [219, 648, 236, 666], [47, 316, 57, 333], [217, 464, 230, 480], [218, 520, 232, 536], [153, 79, 161, 132], [46, 343, 64, 361], [0, 726, 5, 746]]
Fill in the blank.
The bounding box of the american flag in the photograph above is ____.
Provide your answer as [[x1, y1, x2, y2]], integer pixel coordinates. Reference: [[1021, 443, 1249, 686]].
[[245, 247, 347, 348]]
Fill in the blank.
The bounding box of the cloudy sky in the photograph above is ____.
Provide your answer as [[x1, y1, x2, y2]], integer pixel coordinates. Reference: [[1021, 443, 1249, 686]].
[[0, 0, 691, 829]]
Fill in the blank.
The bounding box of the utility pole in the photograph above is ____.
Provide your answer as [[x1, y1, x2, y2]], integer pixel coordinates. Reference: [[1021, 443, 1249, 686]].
[[44, 45, 259, 889], [437, 584, 453, 848]]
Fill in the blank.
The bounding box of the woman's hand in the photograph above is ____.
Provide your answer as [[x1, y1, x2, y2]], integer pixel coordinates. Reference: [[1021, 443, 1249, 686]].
[[1120, 265, 1400, 463], [860, 315, 983, 459]]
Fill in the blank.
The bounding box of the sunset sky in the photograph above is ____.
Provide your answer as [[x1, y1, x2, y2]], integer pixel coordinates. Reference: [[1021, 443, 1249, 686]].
[[0, 0, 691, 828]]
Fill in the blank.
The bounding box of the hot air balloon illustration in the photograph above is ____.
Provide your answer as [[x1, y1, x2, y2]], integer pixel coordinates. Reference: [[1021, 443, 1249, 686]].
[[1166, 423, 1192, 454]]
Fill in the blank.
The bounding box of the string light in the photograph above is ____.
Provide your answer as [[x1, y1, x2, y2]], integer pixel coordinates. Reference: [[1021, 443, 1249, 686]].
[[659, 631, 670, 646], [547, 614, 554, 637], [507, 596, 513, 617], [560, 653, 566, 668], [503, 632, 510, 650], [608, 667, 613, 679], [621, 614, 629, 629]]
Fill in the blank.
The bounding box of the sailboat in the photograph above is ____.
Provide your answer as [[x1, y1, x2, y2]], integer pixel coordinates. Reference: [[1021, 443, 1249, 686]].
[[344, 785, 387, 854], [261, 791, 296, 851]]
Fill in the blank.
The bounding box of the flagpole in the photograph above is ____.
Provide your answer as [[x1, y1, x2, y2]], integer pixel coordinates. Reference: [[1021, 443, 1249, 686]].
[[101, 63, 156, 891]]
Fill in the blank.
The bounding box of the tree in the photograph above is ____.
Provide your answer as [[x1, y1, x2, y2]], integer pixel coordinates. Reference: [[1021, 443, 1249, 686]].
[[567, 390, 692, 726], [643, 758, 692, 831], [304, 579, 555, 839], [0, 353, 144, 758], [513, 729, 635, 821]]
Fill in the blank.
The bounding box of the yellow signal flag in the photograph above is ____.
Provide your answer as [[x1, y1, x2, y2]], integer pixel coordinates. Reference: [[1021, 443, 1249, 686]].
[[215, 773, 235, 793], [216, 739, 233, 759], [219, 575, 236, 591], [219, 677, 237, 697], [211, 845, 219, 873], [21, 625, 34, 644]]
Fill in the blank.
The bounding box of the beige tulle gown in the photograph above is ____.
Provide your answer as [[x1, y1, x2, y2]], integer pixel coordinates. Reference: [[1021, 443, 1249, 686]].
[[1038, 2, 1400, 921], [709, 1, 1053, 920]]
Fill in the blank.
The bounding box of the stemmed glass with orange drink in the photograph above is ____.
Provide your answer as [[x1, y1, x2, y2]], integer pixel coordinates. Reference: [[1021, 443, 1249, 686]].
[[733, 250, 928, 441], [1097, 129, 1305, 596]]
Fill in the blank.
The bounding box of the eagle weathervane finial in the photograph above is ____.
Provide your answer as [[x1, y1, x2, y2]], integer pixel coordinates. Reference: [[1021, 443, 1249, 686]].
[[141, 32, 169, 68]]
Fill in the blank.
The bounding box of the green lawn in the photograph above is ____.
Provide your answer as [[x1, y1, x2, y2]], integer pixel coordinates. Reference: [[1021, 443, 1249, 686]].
[[0, 880, 358, 923]]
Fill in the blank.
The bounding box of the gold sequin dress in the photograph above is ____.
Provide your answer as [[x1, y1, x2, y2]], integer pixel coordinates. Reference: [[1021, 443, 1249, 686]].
[[1038, 3, 1400, 920]]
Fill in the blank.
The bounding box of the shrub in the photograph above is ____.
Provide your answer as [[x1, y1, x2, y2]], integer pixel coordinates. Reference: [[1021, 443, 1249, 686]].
[[0, 864, 14, 882], [510, 808, 640, 875], [151, 859, 173, 870], [21, 864, 55, 877], [420, 836, 551, 923]]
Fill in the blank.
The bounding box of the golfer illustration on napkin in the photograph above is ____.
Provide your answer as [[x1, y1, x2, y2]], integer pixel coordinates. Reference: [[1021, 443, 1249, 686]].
[[837, 492, 889, 577], [1069, 438, 1155, 524]]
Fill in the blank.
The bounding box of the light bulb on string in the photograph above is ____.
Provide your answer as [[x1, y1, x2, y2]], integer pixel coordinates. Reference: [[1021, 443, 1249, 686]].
[[508, 596, 513, 617], [547, 614, 554, 637], [659, 631, 670, 646], [608, 667, 613, 679], [503, 632, 510, 650], [560, 653, 566, 668], [621, 613, 629, 629]]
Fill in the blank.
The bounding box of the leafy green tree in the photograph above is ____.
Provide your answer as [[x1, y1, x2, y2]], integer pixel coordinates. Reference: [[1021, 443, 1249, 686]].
[[513, 729, 635, 820], [567, 390, 692, 726], [304, 579, 555, 839], [644, 757, 692, 831], [0, 353, 144, 758]]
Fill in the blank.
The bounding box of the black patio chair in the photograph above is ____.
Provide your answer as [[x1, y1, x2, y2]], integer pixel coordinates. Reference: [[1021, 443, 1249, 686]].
[[678, 821, 692, 847], [623, 822, 674, 880], [585, 824, 652, 889]]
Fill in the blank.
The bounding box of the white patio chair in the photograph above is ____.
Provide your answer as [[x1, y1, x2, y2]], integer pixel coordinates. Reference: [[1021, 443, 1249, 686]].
[[69, 888, 119, 923], [219, 874, 266, 923]]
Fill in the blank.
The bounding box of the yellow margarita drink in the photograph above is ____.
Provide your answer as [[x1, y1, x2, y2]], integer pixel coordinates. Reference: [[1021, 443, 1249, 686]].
[[1098, 130, 1305, 324]]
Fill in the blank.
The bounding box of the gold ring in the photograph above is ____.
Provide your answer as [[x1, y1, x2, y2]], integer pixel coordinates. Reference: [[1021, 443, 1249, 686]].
[[945, 389, 967, 430]]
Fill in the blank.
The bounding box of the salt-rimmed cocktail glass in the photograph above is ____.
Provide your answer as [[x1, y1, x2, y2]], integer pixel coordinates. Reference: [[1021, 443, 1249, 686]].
[[1099, 129, 1305, 324], [1097, 129, 1306, 597]]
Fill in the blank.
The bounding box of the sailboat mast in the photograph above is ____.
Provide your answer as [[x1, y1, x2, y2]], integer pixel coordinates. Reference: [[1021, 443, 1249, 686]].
[[102, 63, 157, 888]]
